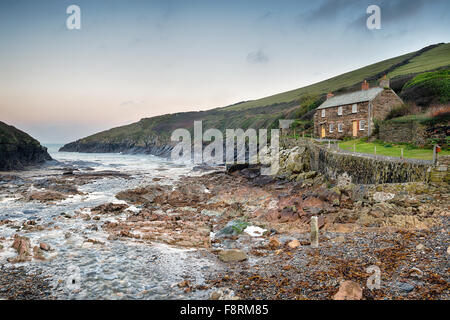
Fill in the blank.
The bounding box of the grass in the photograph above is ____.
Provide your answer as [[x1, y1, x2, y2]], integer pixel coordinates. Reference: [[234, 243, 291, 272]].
[[402, 69, 450, 104], [388, 114, 433, 123], [0, 121, 39, 146], [388, 43, 450, 78], [338, 139, 450, 160]]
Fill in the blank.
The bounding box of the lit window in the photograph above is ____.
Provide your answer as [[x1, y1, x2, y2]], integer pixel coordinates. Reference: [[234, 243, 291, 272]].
[[329, 124, 334, 133], [352, 104, 357, 113], [321, 109, 325, 117], [338, 106, 343, 116], [359, 120, 365, 131], [338, 123, 343, 132]]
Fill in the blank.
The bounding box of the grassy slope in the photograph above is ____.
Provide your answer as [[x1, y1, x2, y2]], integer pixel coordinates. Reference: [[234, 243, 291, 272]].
[[72, 43, 450, 146], [388, 43, 450, 78], [0, 121, 40, 146]]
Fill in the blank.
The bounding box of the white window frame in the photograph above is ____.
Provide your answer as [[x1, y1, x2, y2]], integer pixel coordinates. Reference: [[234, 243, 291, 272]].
[[352, 104, 357, 113], [329, 123, 334, 133], [337, 106, 343, 116], [359, 120, 365, 131], [321, 109, 325, 117], [338, 123, 343, 132]]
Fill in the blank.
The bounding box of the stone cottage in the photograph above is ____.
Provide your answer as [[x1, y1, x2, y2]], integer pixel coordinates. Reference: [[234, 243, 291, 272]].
[[313, 77, 403, 139]]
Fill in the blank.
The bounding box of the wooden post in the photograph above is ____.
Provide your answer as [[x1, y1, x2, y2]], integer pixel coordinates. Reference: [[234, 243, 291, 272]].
[[401, 148, 404, 160], [328, 140, 331, 149], [353, 142, 356, 154], [374, 145, 376, 157], [433, 145, 437, 164], [310, 216, 319, 248]]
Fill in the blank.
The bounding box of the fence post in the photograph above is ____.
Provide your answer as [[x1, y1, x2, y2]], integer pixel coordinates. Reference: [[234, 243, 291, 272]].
[[353, 142, 356, 154], [310, 216, 319, 248], [401, 148, 404, 160], [374, 145, 376, 157], [433, 145, 437, 165]]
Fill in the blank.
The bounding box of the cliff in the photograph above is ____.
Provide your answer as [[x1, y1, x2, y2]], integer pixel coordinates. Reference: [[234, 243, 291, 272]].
[[0, 121, 52, 171]]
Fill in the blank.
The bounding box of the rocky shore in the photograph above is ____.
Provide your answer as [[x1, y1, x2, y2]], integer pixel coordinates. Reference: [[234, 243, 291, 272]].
[[0, 147, 448, 300], [91, 168, 449, 299], [0, 121, 52, 171]]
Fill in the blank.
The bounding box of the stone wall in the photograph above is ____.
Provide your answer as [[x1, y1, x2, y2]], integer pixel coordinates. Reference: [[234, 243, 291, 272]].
[[429, 155, 450, 183], [280, 137, 431, 184], [379, 121, 427, 146], [310, 145, 429, 184]]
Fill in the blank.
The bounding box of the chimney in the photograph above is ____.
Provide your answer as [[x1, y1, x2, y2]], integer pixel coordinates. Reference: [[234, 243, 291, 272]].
[[379, 75, 390, 88], [361, 80, 369, 91], [326, 92, 334, 100]]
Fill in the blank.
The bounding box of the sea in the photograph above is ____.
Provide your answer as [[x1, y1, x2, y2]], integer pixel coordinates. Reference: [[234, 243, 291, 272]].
[[0, 144, 221, 299]]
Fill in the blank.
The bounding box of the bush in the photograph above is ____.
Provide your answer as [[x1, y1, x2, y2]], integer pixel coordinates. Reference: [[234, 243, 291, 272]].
[[400, 69, 450, 106], [386, 103, 421, 120]]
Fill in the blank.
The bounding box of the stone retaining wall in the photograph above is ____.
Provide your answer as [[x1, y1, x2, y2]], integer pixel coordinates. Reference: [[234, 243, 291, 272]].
[[379, 121, 427, 146], [281, 137, 432, 184]]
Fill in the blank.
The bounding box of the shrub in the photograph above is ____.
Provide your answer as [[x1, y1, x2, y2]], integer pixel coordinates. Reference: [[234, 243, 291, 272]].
[[386, 103, 422, 120]]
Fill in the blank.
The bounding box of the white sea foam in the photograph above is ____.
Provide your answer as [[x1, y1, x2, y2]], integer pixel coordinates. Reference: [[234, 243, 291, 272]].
[[244, 225, 267, 237]]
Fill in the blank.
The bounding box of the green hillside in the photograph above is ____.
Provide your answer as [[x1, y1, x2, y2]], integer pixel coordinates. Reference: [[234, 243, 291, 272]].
[[61, 43, 450, 153], [388, 43, 450, 78]]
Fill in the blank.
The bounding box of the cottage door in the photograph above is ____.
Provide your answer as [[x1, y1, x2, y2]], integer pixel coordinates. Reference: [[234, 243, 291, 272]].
[[321, 125, 325, 138], [352, 121, 358, 137]]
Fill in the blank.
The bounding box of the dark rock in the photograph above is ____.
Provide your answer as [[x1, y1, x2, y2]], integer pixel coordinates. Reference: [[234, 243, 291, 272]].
[[0, 121, 52, 171], [396, 282, 415, 293], [226, 163, 249, 173]]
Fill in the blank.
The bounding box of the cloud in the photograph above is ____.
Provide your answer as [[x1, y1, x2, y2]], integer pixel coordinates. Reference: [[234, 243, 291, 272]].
[[296, 0, 360, 25], [120, 100, 145, 107], [246, 49, 269, 64], [297, 0, 438, 29], [256, 11, 272, 22], [347, 0, 429, 29]]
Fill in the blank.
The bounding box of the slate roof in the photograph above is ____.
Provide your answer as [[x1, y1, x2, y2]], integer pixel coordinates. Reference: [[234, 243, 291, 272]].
[[317, 87, 384, 109]]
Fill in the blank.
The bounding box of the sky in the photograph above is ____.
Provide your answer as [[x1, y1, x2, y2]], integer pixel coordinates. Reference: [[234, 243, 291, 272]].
[[0, 0, 449, 143]]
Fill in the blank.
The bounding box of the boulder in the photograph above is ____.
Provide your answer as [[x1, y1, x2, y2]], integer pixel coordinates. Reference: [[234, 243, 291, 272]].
[[416, 244, 425, 250], [287, 239, 300, 249], [33, 246, 46, 260], [269, 237, 282, 249], [373, 192, 395, 202], [396, 282, 415, 293], [333, 280, 363, 300], [12, 235, 31, 256], [284, 147, 309, 174], [218, 249, 247, 262], [209, 288, 240, 300], [39, 242, 51, 251]]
